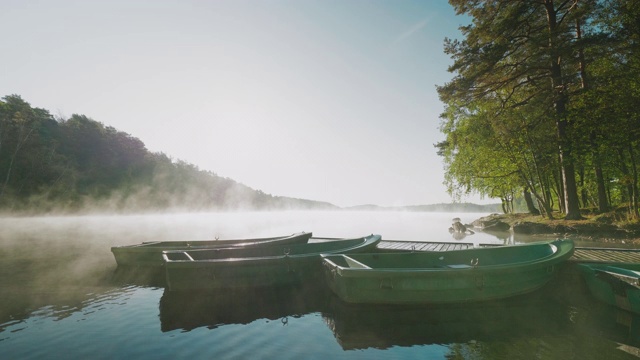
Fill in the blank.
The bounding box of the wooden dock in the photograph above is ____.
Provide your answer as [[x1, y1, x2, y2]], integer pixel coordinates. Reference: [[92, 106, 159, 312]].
[[571, 247, 640, 263], [378, 240, 640, 264], [377, 240, 474, 252]]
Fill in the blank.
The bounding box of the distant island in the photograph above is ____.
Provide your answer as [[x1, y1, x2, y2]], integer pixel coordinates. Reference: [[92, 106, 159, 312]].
[[0, 95, 499, 215]]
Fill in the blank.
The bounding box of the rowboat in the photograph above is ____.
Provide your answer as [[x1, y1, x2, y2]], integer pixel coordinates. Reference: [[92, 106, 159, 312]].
[[163, 234, 382, 291], [111, 231, 312, 268], [321, 239, 574, 305], [579, 263, 640, 314]]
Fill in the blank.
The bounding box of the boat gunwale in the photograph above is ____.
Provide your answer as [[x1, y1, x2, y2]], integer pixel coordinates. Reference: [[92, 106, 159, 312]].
[[578, 262, 640, 314], [111, 231, 312, 252], [579, 263, 640, 287], [322, 240, 574, 277], [162, 234, 382, 265]]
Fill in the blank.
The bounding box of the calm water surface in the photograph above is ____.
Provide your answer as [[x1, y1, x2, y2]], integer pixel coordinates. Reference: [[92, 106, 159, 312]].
[[1, 211, 639, 359]]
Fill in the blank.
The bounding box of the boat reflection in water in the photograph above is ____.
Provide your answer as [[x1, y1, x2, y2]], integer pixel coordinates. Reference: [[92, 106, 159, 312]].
[[323, 283, 640, 357], [111, 266, 167, 288], [323, 293, 567, 351], [158, 273, 640, 357], [158, 282, 333, 332], [570, 301, 640, 354]]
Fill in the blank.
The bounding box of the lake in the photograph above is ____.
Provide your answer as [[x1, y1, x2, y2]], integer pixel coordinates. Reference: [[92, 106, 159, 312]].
[[1, 211, 639, 359]]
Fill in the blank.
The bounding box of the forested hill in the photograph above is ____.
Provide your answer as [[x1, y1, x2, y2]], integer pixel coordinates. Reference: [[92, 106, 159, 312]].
[[0, 95, 338, 213]]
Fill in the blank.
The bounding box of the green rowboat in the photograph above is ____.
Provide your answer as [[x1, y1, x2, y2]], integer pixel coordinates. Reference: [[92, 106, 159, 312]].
[[579, 263, 640, 314], [111, 231, 312, 268], [321, 239, 574, 305], [163, 234, 381, 291]]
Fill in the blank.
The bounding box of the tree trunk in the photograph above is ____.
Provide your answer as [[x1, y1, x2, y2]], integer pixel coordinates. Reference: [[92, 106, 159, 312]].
[[501, 198, 508, 214], [552, 169, 564, 214], [544, 0, 582, 220], [629, 143, 639, 218], [560, 159, 583, 219], [591, 133, 609, 212], [577, 16, 609, 213], [618, 148, 633, 204], [595, 163, 609, 212], [529, 183, 554, 219], [524, 187, 541, 215], [543, 176, 554, 212], [578, 165, 589, 208]]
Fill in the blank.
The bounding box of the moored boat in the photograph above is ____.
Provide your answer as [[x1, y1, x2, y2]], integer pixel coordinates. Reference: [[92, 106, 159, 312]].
[[579, 263, 640, 314], [163, 234, 382, 291], [111, 231, 312, 268], [321, 239, 574, 305]]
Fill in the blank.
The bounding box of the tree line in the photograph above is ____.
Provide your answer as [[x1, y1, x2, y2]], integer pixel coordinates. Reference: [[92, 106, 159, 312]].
[[436, 0, 639, 219], [0, 95, 336, 213]]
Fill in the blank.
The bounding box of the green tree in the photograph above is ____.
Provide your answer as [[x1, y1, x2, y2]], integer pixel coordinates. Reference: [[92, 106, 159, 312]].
[[438, 0, 609, 219], [0, 95, 63, 204]]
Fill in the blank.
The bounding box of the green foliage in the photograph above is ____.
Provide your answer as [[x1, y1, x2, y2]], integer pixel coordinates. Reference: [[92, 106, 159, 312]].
[[438, 0, 640, 219], [0, 95, 334, 213]]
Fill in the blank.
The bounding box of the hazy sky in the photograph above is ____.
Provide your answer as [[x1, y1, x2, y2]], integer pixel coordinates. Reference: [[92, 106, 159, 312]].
[[1, 0, 490, 207]]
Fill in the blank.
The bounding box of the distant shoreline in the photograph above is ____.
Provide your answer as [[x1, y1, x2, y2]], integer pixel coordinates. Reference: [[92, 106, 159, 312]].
[[0, 203, 502, 218]]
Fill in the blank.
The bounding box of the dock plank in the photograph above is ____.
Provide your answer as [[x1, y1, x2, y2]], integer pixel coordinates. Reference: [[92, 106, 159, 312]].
[[377, 240, 640, 264], [423, 243, 440, 251]]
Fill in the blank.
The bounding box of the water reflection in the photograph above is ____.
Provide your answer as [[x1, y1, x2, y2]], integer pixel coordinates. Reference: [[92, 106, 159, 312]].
[[322, 288, 640, 359], [490, 229, 516, 245], [450, 231, 468, 241], [2, 212, 640, 359], [159, 283, 332, 332], [156, 278, 640, 359], [111, 267, 166, 288], [0, 249, 118, 331], [0, 227, 162, 335], [0, 285, 139, 335], [570, 301, 640, 349], [324, 293, 566, 350]]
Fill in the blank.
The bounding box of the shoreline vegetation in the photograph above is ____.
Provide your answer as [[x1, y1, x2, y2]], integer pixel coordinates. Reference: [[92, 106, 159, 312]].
[[0, 94, 501, 216], [0, 95, 337, 214], [436, 1, 640, 222], [2, 94, 640, 248], [0, 203, 503, 217], [471, 211, 640, 245], [435, 1, 640, 247], [2, 94, 639, 248]]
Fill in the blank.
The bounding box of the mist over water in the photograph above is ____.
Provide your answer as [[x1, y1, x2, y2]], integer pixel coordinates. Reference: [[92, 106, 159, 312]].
[[0, 211, 497, 323], [0, 210, 505, 249], [0, 210, 545, 325], [4, 211, 630, 360]]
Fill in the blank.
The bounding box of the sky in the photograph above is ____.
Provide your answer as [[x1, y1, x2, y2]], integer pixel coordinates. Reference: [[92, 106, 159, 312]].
[[0, 0, 492, 208]]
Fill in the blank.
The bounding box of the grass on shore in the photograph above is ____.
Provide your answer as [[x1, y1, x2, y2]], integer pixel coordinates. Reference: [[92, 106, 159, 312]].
[[498, 204, 638, 225]]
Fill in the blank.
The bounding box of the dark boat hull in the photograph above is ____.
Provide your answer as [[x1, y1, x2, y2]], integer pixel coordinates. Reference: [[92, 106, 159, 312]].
[[163, 234, 381, 291], [322, 240, 574, 305], [580, 263, 640, 314], [111, 232, 312, 268]]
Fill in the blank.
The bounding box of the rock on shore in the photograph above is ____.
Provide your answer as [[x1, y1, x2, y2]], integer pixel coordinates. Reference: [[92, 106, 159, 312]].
[[471, 214, 511, 233]]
